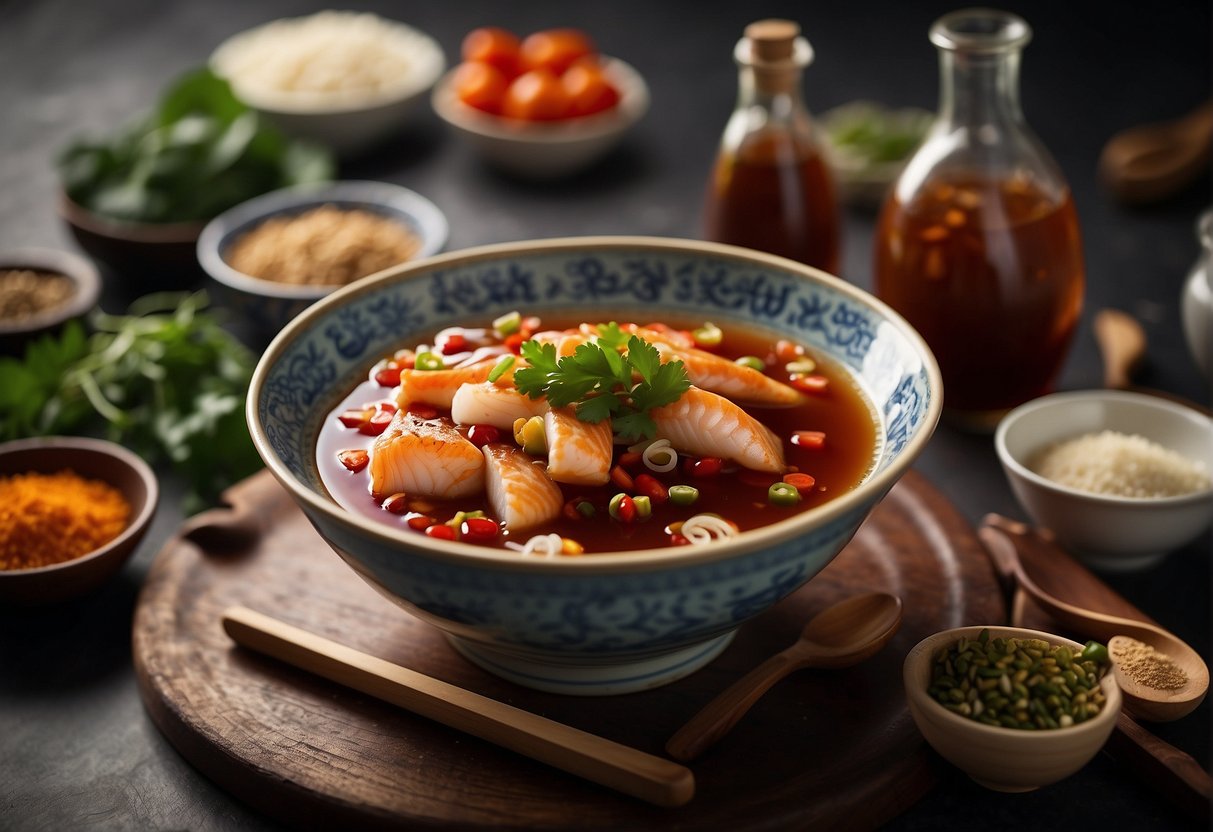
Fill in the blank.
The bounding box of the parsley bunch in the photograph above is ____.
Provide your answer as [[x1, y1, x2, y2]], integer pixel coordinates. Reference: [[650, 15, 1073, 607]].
[[514, 323, 691, 440]]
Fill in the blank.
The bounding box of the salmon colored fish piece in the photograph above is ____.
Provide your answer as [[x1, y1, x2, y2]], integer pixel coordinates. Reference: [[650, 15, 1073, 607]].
[[544, 407, 613, 486], [636, 328, 802, 407], [370, 411, 485, 497], [396, 360, 499, 409], [451, 381, 548, 429], [482, 444, 564, 531], [650, 386, 787, 473]]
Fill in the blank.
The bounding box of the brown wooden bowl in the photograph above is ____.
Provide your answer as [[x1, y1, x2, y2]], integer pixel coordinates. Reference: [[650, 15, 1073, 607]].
[[0, 247, 101, 356], [0, 436, 158, 604], [57, 193, 206, 292]]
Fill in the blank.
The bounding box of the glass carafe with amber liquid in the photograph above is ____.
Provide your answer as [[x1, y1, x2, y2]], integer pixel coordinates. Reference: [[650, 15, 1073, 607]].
[[874, 9, 1084, 429], [705, 19, 840, 275]]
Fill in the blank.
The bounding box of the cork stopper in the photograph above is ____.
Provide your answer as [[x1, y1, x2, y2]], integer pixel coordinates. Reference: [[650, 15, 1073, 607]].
[[745, 19, 800, 63], [736, 19, 812, 94]]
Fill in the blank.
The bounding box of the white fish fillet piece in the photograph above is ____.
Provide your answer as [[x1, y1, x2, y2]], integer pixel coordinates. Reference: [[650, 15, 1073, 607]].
[[451, 382, 548, 429], [650, 386, 787, 473], [482, 444, 564, 531], [544, 407, 613, 486], [370, 412, 485, 497], [640, 333, 801, 407], [396, 360, 498, 409]]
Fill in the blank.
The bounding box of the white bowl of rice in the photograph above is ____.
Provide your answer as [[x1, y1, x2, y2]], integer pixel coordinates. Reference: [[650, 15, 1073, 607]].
[[995, 390, 1213, 571], [210, 10, 445, 156]]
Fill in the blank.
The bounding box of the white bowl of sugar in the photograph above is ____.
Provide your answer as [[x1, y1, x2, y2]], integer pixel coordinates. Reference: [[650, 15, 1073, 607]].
[[995, 390, 1213, 571]]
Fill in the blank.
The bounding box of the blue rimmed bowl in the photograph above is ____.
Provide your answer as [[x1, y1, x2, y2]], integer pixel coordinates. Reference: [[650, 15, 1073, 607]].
[[247, 237, 942, 695]]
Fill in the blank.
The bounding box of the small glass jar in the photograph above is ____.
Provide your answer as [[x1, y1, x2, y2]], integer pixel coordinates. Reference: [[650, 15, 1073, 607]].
[[1181, 209, 1212, 379], [874, 9, 1085, 430], [704, 19, 840, 275]]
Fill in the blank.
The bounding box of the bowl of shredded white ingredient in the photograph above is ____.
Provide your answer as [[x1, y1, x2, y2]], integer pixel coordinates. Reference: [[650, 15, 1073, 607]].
[[211, 10, 445, 156], [995, 390, 1213, 571]]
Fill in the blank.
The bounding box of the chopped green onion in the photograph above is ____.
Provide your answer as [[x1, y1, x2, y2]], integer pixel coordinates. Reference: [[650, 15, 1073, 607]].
[[487, 354, 515, 383], [693, 321, 723, 348], [668, 484, 700, 506], [735, 355, 765, 372], [576, 500, 596, 519], [493, 310, 522, 337], [768, 482, 801, 507], [786, 358, 817, 375], [633, 495, 653, 519], [415, 351, 444, 371]]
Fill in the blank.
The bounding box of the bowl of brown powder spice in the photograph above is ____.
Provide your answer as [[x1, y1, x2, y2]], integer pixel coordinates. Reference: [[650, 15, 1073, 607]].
[[0, 248, 100, 356], [198, 180, 446, 344], [0, 436, 158, 605]]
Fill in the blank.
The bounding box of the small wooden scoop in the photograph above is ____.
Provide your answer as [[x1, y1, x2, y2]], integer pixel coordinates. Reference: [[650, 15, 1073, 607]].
[[222, 606, 694, 808], [978, 517, 1209, 722], [1099, 101, 1213, 205]]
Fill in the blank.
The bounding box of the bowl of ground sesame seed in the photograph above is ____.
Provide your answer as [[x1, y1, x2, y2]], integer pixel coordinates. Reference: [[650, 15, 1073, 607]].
[[0, 248, 101, 356], [0, 436, 158, 604]]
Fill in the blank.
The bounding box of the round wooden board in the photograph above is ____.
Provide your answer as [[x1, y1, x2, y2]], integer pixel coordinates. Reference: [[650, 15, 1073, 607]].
[[133, 469, 1003, 831]]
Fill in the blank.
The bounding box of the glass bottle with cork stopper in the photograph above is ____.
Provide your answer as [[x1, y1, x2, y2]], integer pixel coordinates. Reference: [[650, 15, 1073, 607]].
[[874, 8, 1084, 430], [704, 19, 841, 275]]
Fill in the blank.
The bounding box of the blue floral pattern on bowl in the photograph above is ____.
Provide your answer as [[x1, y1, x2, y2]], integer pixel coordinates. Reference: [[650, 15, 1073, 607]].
[[250, 238, 940, 695]]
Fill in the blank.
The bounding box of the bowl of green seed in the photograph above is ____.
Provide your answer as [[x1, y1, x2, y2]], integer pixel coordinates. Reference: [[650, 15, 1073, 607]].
[[904, 626, 1120, 792]]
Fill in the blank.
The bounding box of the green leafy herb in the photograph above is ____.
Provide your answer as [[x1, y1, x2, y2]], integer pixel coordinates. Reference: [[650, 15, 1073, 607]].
[[0, 292, 263, 510], [514, 333, 691, 440], [58, 68, 333, 224]]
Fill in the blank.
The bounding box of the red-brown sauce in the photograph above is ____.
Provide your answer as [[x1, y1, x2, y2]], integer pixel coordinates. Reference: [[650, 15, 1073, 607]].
[[874, 173, 1084, 414], [317, 318, 878, 553]]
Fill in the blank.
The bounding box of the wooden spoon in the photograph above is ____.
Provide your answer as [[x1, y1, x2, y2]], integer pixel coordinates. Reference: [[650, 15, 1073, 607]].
[[222, 606, 694, 808], [1099, 101, 1213, 205], [665, 592, 902, 762], [1094, 308, 1211, 414], [978, 516, 1209, 722]]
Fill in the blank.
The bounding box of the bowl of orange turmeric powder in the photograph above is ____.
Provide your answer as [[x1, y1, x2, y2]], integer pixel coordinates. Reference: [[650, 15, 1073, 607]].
[[0, 436, 157, 604]]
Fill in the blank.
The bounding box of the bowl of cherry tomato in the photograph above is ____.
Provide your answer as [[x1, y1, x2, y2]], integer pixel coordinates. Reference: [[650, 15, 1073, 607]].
[[432, 27, 649, 178]]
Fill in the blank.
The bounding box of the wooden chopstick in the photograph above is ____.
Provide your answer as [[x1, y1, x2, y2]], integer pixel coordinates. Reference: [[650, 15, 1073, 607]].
[[222, 606, 695, 808]]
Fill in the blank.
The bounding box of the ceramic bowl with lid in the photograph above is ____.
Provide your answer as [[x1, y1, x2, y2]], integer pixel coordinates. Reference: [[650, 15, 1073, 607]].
[[904, 625, 1121, 792], [246, 236, 941, 695]]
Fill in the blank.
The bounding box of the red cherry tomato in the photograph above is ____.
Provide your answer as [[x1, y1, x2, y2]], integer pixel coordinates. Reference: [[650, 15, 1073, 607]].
[[461, 27, 522, 77], [337, 449, 369, 473], [562, 58, 620, 117], [502, 69, 571, 121], [452, 61, 509, 114], [425, 524, 457, 541], [520, 29, 594, 75]]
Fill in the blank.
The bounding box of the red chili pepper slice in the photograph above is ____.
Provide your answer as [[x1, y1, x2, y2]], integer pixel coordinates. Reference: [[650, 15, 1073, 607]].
[[791, 374, 830, 394], [461, 517, 499, 542], [633, 473, 668, 503], [684, 457, 723, 477], [669, 533, 690, 546], [337, 408, 372, 429], [338, 449, 369, 473], [425, 524, 457, 540], [616, 494, 637, 523], [782, 472, 817, 494], [359, 408, 395, 436], [792, 430, 827, 450], [440, 333, 468, 355], [617, 451, 644, 471], [407, 514, 435, 531], [381, 493, 409, 514], [373, 361, 402, 387], [610, 465, 635, 491], [467, 424, 501, 447], [504, 333, 525, 354]]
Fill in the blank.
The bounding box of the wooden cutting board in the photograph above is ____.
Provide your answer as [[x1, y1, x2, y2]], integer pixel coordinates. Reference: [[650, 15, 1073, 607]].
[[132, 469, 1003, 831]]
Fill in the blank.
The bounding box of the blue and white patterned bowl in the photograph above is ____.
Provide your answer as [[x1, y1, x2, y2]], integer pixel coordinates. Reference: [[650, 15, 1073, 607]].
[[247, 237, 942, 695]]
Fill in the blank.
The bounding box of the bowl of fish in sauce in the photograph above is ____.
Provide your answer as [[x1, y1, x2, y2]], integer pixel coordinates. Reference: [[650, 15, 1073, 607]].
[[248, 237, 942, 694]]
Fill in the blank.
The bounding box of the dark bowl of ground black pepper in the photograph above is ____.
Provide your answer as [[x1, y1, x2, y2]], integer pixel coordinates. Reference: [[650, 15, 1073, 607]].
[[0, 248, 101, 356], [0, 436, 158, 605]]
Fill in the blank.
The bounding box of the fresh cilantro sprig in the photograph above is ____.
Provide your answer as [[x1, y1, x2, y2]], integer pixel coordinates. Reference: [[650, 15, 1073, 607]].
[[514, 331, 691, 440]]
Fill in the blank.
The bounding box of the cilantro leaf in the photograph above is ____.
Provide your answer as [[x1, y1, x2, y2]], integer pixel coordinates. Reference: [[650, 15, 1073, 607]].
[[508, 329, 691, 440]]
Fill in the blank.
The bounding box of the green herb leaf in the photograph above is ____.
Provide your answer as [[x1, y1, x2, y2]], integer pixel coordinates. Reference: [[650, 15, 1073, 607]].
[[510, 331, 690, 440], [594, 321, 630, 351]]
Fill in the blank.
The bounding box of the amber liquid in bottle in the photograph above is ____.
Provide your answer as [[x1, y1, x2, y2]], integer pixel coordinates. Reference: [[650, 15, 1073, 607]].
[[875, 174, 1084, 414], [706, 132, 841, 275]]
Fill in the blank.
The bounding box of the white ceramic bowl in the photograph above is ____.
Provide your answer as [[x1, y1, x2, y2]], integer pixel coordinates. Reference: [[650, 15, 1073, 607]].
[[905, 626, 1121, 792], [247, 237, 941, 695], [995, 390, 1213, 571], [431, 57, 649, 179], [198, 180, 447, 343], [210, 14, 445, 157]]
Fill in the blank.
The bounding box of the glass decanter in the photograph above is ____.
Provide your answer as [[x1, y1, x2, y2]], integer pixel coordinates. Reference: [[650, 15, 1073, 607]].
[[704, 19, 840, 275], [874, 9, 1084, 429]]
